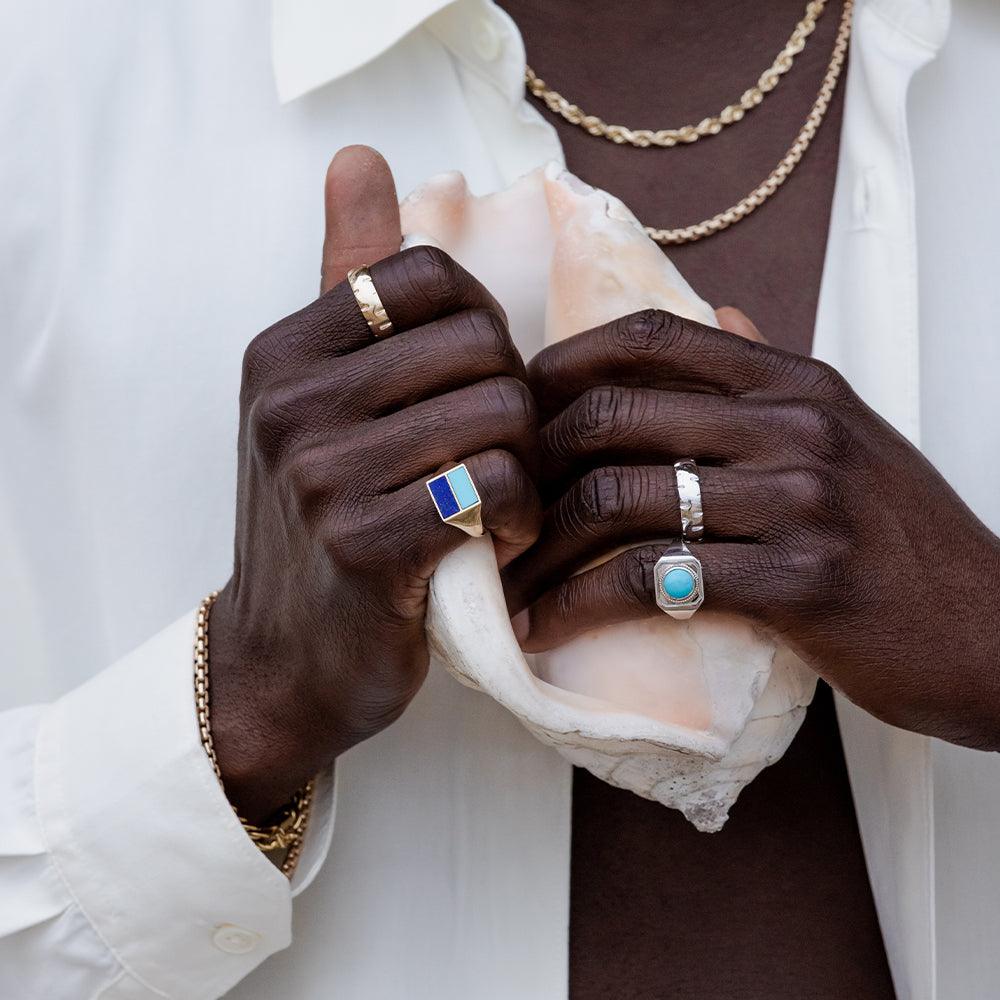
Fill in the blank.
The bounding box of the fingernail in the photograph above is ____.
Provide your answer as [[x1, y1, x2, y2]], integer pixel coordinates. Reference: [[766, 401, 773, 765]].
[[715, 305, 767, 344], [511, 609, 530, 644]]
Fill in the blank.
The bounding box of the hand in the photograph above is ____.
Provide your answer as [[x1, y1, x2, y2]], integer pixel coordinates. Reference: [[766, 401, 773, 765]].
[[504, 308, 1000, 750], [208, 147, 541, 820]]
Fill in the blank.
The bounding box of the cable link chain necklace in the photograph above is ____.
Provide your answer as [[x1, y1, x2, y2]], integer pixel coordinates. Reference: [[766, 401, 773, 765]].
[[524, 0, 854, 245]]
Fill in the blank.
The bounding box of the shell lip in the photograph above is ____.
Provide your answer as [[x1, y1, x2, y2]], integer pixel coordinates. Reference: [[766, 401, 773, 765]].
[[429, 628, 736, 764], [507, 673, 734, 762]]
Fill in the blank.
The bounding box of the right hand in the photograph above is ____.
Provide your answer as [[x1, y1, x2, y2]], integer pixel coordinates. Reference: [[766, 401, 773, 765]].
[[208, 147, 542, 821]]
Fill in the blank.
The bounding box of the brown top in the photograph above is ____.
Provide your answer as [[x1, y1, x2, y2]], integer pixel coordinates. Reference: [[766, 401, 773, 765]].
[[497, 1, 896, 996], [570, 685, 894, 999]]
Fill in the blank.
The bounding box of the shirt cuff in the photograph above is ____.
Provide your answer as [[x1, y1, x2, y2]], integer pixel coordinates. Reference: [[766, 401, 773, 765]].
[[34, 609, 335, 1000]]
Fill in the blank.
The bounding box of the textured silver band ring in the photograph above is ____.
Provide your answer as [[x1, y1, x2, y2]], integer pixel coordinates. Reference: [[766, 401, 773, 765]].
[[347, 265, 395, 338], [674, 458, 704, 542]]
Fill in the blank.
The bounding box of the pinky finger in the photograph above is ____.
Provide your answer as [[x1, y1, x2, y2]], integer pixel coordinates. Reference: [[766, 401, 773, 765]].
[[516, 542, 784, 652]]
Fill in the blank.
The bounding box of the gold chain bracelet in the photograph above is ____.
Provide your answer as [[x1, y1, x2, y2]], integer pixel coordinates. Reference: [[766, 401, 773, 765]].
[[195, 592, 314, 878]]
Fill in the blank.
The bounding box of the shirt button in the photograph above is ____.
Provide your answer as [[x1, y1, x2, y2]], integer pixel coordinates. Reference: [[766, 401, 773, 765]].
[[213, 924, 261, 955], [473, 18, 503, 61]]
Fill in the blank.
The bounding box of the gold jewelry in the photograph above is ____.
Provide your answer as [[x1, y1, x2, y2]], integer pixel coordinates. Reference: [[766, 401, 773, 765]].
[[426, 463, 484, 537], [525, 0, 854, 245], [526, 0, 829, 149], [195, 592, 314, 878], [347, 265, 395, 338]]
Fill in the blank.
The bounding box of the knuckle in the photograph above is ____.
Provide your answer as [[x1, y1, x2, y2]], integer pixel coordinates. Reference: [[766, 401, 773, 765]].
[[322, 512, 381, 574], [473, 450, 540, 541], [545, 386, 638, 465], [399, 244, 461, 309], [782, 467, 843, 524], [392, 522, 424, 566], [781, 540, 855, 611], [241, 329, 278, 391], [526, 342, 560, 391], [474, 447, 522, 492], [799, 358, 853, 401], [479, 376, 536, 432], [284, 446, 354, 537], [285, 449, 330, 526], [242, 308, 323, 392], [619, 546, 657, 605], [248, 383, 301, 463], [461, 309, 517, 369], [576, 466, 632, 528], [787, 400, 852, 459], [615, 308, 677, 358], [577, 385, 629, 440], [764, 349, 809, 388]]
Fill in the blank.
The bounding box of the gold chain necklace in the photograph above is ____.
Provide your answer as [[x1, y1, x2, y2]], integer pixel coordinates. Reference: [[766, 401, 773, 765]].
[[524, 0, 854, 245], [526, 0, 830, 149]]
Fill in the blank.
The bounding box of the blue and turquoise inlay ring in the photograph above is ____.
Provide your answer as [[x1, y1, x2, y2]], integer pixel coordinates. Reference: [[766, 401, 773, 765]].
[[654, 540, 704, 620], [426, 463, 484, 537]]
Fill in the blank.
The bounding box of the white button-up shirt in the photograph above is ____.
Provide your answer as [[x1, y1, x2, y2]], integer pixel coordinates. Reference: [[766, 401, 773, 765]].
[[2, 1, 998, 998]]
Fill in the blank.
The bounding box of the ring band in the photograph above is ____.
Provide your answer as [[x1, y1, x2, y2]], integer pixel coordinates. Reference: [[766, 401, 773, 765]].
[[654, 540, 704, 620], [347, 265, 395, 338], [426, 463, 484, 537], [674, 458, 704, 542], [656, 458, 705, 618]]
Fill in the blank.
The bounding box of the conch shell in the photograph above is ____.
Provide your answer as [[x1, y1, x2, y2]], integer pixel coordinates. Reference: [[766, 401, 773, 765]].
[[401, 164, 815, 831]]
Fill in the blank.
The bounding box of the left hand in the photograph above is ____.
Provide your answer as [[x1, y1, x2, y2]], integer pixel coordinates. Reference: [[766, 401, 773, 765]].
[[504, 308, 1000, 750]]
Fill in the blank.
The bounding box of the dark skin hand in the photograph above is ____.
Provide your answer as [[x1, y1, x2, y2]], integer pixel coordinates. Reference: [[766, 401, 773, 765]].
[[498, 3, 893, 996], [208, 147, 542, 821], [503, 307, 1000, 749], [209, 147, 1000, 821]]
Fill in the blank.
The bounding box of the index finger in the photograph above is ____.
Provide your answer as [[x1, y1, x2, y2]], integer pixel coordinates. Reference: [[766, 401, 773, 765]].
[[527, 308, 798, 422], [244, 245, 507, 389]]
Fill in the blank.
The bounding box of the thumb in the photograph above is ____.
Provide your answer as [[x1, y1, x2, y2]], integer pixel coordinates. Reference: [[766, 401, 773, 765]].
[[321, 145, 402, 294], [715, 305, 768, 344]]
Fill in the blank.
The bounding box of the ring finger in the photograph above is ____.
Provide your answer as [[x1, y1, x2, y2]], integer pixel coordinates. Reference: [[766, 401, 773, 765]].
[[379, 448, 543, 579], [504, 463, 798, 611], [351, 376, 538, 485], [515, 541, 786, 652], [540, 385, 783, 494], [275, 307, 524, 430]]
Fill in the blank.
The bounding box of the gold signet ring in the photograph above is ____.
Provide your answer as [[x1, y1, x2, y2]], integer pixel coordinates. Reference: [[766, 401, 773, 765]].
[[426, 464, 484, 538], [347, 265, 394, 338]]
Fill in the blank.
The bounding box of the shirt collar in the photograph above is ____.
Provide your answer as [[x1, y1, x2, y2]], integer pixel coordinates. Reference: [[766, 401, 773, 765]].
[[271, 0, 500, 103], [270, 0, 950, 106]]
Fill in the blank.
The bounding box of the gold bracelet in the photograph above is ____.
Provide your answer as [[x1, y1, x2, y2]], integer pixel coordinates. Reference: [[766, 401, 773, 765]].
[[194, 591, 315, 878]]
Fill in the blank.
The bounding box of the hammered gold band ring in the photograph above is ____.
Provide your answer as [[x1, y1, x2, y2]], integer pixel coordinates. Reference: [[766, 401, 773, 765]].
[[347, 265, 394, 338]]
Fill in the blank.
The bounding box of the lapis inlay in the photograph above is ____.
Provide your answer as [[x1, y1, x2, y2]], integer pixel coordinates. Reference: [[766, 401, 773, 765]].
[[662, 567, 696, 601], [427, 475, 460, 519]]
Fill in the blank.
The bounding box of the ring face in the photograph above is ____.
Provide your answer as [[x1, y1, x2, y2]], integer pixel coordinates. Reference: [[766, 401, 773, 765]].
[[427, 464, 484, 537], [674, 459, 704, 542], [654, 541, 704, 619], [347, 266, 395, 338]]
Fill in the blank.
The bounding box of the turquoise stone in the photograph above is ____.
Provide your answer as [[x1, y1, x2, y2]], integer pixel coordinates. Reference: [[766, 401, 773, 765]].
[[662, 567, 696, 601]]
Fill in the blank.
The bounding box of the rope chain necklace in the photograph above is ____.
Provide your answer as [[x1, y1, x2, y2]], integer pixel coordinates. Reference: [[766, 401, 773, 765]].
[[524, 0, 854, 245]]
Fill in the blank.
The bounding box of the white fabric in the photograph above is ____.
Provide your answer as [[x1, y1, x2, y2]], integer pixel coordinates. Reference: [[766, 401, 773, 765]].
[[1, 0, 997, 997], [910, 3, 1000, 997], [0, 611, 335, 999], [812, 6, 945, 996]]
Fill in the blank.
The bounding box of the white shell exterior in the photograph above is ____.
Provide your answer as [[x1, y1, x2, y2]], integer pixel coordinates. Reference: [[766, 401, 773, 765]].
[[402, 164, 816, 832]]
